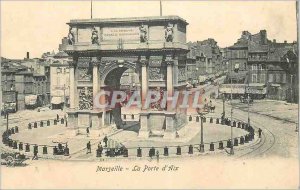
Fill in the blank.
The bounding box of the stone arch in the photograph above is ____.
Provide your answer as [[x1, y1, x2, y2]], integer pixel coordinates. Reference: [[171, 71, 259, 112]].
[[100, 60, 137, 86]]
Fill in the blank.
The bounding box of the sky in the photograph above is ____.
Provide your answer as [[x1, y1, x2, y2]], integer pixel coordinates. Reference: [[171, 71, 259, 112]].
[[1, 1, 297, 59]]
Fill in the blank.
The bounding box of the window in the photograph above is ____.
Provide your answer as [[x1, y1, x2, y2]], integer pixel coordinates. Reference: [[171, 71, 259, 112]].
[[258, 64, 262, 70], [282, 73, 286, 83], [276, 73, 281, 83], [252, 64, 257, 71], [252, 74, 257, 83], [260, 74, 265, 83]]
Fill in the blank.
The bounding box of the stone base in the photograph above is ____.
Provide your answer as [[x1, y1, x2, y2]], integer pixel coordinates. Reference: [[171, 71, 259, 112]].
[[138, 130, 150, 138], [163, 131, 177, 139]]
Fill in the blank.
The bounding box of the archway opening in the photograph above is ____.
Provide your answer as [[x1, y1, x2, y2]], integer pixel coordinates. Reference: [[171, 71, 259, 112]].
[[103, 64, 140, 132]]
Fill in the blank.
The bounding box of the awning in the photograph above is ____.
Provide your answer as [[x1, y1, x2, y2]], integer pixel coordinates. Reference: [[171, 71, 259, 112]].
[[246, 83, 267, 94], [51, 96, 64, 104], [25, 95, 37, 105], [219, 84, 246, 94], [270, 84, 281, 87]]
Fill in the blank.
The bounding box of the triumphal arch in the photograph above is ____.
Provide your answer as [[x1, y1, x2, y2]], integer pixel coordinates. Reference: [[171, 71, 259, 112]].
[[62, 16, 189, 139]]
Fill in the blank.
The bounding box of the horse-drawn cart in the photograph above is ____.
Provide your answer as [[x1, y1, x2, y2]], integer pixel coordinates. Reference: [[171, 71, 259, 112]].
[[1, 152, 28, 167]]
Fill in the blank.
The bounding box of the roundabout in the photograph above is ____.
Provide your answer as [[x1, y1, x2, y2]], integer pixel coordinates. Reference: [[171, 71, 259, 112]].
[[2, 115, 257, 160]]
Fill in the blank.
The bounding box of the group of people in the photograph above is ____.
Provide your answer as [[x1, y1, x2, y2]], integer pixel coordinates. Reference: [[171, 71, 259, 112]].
[[203, 98, 215, 113]]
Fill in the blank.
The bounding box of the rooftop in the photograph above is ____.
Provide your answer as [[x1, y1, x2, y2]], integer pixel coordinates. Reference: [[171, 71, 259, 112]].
[[68, 15, 189, 25]]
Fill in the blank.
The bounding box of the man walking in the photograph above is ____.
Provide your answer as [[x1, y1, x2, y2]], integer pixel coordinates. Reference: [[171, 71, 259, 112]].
[[86, 141, 91, 154], [103, 135, 108, 147], [86, 127, 90, 137], [258, 128, 262, 138]]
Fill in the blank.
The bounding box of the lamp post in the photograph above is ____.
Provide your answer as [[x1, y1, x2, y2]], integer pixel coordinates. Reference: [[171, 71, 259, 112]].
[[230, 77, 234, 155], [200, 113, 204, 153]]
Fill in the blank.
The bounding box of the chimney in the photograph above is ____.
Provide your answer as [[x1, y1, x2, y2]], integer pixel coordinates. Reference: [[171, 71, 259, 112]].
[[26, 52, 30, 59], [273, 39, 276, 43], [260, 30, 267, 45]]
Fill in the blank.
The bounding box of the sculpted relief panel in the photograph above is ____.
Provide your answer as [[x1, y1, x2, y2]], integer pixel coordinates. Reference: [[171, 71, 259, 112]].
[[149, 67, 166, 81], [178, 67, 186, 82], [78, 87, 93, 110]]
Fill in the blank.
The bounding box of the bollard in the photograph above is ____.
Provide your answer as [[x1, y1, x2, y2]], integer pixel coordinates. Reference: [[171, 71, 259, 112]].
[[227, 120, 231, 126], [8, 139, 13, 147], [209, 143, 214, 151], [15, 126, 19, 133], [137, 147, 142, 157], [163, 147, 169, 156], [226, 140, 232, 148], [189, 115, 192, 121], [54, 119, 57, 125], [219, 141, 224, 149], [96, 149, 101, 157], [13, 141, 18, 149], [64, 146, 70, 156], [188, 145, 193, 154], [34, 122, 37, 128], [43, 146, 48, 154], [176, 146, 181, 155], [233, 121, 236, 127], [34, 145, 38, 153], [53, 146, 58, 155], [216, 118, 219, 124], [19, 142, 23, 151], [221, 119, 225, 125], [123, 148, 128, 157], [210, 117, 213, 123], [28, 123, 32, 129], [238, 122, 241, 128], [47, 120, 50, 126], [149, 147, 155, 157], [203, 117, 206, 123], [245, 135, 249, 143], [234, 138, 239, 146], [196, 116, 199, 122], [61, 118, 64, 124], [240, 136, 245, 144], [25, 144, 30, 152]]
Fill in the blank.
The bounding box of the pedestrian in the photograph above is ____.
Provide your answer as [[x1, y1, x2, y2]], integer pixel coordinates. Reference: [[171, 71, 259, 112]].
[[103, 135, 108, 147], [57, 114, 59, 121], [156, 150, 159, 162], [86, 141, 91, 154], [32, 147, 38, 160], [86, 127, 90, 137], [258, 128, 262, 138], [97, 142, 103, 157]]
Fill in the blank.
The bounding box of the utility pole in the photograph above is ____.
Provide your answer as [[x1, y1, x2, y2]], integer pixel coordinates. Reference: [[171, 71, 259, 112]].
[[90, 0, 93, 19], [200, 114, 204, 152], [230, 78, 234, 155], [160, 0, 162, 16], [6, 111, 9, 132]]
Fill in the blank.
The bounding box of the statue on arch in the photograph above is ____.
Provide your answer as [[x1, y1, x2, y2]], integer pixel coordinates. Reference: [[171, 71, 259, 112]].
[[67, 26, 75, 45], [139, 24, 148, 43], [165, 23, 174, 42], [91, 27, 99, 45]]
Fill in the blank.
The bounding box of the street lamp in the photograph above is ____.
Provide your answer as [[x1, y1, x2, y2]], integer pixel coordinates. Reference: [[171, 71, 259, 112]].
[[200, 113, 204, 152], [230, 77, 234, 155]]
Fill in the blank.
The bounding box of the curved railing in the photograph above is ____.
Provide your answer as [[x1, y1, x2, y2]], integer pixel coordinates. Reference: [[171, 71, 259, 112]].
[[2, 114, 255, 159]]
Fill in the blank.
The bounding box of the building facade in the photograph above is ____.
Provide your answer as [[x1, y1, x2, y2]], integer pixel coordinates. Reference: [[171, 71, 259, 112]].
[[187, 38, 224, 84], [220, 30, 298, 102], [50, 58, 70, 109]]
